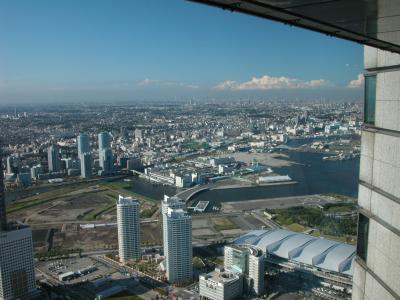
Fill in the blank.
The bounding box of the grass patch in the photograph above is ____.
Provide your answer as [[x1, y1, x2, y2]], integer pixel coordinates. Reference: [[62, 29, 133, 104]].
[[99, 182, 157, 203], [272, 205, 357, 237], [213, 217, 239, 231], [140, 205, 158, 218], [286, 223, 307, 232], [83, 203, 115, 221], [323, 203, 356, 213], [181, 141, 210, 150]]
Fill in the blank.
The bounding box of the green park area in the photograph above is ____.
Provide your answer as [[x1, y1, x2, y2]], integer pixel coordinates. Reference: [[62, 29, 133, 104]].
[[269, 202, 357, 242], [212, 217, 239, 231]]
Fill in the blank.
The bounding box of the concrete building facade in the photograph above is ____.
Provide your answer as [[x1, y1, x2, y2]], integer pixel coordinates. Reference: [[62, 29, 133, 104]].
[[47, 145, 60, 173], [162, 200, 192, 285], [77, 133, 90, 160], [0, 227, 36, 300], [116, 195, 140, 263], [80, 152, 92, 178], [352, 46, 400, 299], [224, 245, 265, 297], [0, 153, 36, 300]]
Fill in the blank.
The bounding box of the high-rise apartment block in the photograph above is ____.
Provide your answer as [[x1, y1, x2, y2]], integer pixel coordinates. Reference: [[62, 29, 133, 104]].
[[80, 152, 92, 178], [77, 133, 90, 160], [98, 132, 110, 153], [117, 195, 140, 263], [99, 148, 113, 175], [162, 195, 192, 285], [98, 132, 113, 175], [47, 145, 60, 173]]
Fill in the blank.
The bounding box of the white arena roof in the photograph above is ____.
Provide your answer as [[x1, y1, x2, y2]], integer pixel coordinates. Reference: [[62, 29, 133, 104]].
[[234, 229, 356, 275]]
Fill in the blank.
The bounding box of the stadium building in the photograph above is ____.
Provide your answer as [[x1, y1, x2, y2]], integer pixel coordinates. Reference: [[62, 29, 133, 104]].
[[234, 229, 356, 298]]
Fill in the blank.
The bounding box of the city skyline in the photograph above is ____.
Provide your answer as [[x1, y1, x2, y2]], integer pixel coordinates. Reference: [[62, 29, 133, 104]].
[[0, 0, 363, 103]]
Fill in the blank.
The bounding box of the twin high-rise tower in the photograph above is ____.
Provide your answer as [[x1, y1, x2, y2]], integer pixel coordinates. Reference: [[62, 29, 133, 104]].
[[161, 195, 193, 285], [76, 132, 114, 178], [116, 195, 141, 263], [98, 132, 113, 176]]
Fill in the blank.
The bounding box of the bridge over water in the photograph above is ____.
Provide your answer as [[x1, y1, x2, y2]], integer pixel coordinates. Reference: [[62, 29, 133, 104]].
[[175, 183, 217, 202]]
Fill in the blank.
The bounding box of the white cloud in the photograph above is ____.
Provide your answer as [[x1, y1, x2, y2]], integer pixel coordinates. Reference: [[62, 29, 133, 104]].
[[137, 78, 199, 89], [214, 75, 332, 91], [137, 78, 160, 86], [347, 74, 364, 88]]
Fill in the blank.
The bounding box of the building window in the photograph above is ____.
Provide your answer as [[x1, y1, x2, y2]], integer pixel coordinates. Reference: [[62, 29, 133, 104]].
[[357, 213, 369, 262], [364, 74, 376, 124]]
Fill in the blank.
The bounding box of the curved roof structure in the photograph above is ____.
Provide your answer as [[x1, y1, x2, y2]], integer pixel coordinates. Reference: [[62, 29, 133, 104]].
[[234, 229, 355, 275]]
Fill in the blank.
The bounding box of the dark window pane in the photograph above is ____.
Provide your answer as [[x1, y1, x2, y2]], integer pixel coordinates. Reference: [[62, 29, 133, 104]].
[[364, 75, 376, 124], [356, 213, 369, 262]]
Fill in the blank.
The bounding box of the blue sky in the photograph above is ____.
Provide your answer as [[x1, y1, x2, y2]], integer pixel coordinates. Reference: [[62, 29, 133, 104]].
[[0, 0, 364, 103]]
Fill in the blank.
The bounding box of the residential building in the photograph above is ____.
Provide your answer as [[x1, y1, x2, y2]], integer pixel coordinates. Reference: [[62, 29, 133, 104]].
[[162, 202, 192, 285], [117, 195, 140, 263], [80, 152, 92, 178], [77, 133, 90, 159], [99, 148, 113, 175], [98, 132, 111, 153], [47, 145, 60, 173]]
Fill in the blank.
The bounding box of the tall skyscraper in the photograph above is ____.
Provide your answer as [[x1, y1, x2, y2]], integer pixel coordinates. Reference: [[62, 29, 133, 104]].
[[0, 150, 36, 299], [6, 157, 14, 174], [1, 154, 7, 231], [120, 126, 128, 141], [80, 152, 92, 178], [116, 195, 140, 263], [162, 197, 192, 285], [98, 132, 110, 155], [77, 133, 90, 160], [98, 132, 113, 175], [352, 46, 400, 300], [99, 148, 113, 175], [47, 145, 60, 173]]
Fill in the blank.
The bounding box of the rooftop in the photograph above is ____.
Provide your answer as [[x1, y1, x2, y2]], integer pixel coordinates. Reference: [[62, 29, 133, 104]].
[[201, 268, 241, 283], [117, 195, 139, 205], [234, 229, 356, 275]]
